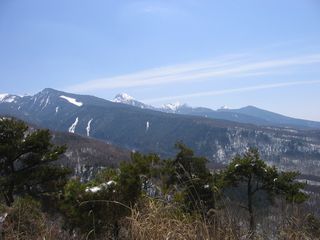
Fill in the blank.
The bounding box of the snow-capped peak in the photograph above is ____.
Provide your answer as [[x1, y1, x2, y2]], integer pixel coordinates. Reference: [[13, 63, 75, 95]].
[[113, 93, 135, 103], [219, 105, 229, 110], [162, 102, 184, 112], [0, 94, 9, 101], [0, 94, 18, 103], [112, 93, 156, 110]]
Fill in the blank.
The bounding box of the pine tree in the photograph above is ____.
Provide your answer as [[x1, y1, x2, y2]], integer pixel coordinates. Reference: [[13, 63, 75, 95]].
[[223, 148, 307, 235], [60, 152, 159, 238], [0, 118, 70, 206], [170, 142, 215, 213]]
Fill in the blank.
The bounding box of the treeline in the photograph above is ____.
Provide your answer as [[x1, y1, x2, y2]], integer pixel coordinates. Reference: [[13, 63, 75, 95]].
[[0, 118, 319, 240]]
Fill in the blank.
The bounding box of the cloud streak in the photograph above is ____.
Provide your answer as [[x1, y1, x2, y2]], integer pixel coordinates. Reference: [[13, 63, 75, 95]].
[[66, 54, 320, 93], [142, 80, 320, 103]]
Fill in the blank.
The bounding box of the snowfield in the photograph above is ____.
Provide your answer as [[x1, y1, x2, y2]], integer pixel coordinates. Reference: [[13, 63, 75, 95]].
[[60, 95, 83, 107]]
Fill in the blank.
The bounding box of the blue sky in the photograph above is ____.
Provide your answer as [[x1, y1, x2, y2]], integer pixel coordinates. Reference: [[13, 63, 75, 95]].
[[1, 0, 320, 120]]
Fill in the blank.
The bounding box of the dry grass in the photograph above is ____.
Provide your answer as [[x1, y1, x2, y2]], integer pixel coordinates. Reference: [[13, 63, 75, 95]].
[[121, 197, 320, 240], [276, 215, 320, 240], [4, 220, 73, 240], [1, 197, 319, 240], [127, 200, 208, 239], [1, 197, 75, 240], [123, 198, 251, 240]]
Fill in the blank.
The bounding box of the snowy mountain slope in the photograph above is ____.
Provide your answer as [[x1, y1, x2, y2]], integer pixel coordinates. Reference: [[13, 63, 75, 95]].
[[1, 88, 320, 176]]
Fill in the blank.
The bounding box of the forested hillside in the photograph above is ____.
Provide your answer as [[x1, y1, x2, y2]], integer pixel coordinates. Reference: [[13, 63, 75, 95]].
[[0, 119, 319, 240]]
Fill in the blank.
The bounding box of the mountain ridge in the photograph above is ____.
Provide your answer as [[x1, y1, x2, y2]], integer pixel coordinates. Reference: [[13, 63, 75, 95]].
[[111, 92, 320, 130], [1, 88, 320, 176]]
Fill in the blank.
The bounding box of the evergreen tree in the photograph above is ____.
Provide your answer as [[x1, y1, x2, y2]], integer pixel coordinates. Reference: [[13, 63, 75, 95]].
[[60, 152, 159, 238], [0, 118, 70, 206], [223, 148, 308, 235], [170, 142, 215, 213]]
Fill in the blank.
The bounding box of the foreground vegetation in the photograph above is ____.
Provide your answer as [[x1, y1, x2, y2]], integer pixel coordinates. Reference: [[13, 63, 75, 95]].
[[0, 118, 319, 239]]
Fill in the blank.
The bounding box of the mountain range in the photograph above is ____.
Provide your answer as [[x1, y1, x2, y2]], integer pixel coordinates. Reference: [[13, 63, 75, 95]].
[[112, 93, 320, 130], [1, 88, 320, 176]]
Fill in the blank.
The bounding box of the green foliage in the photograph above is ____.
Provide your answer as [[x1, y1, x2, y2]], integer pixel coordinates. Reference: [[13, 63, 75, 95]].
[[173, 142, 209, 181], [222, 148, 308, 232], [0, 125, 315, 240], [118, 161, 141, 205], [93, 167, 119, 184], [223, 148, 307, 202], [275, 171, 308, 203], [60, 178, 122, 237], [119, 152, 159, 203], [165, 142, 215, 213], [0, 118, 70, 206], [224, 148, 277, 191], [60, 152, 159, 237]]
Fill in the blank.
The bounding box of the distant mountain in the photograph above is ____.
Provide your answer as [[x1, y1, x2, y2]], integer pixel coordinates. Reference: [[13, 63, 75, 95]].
[[1, 88, 320, 176], [111, 93, 188, 113], [112, 93, 320, 130], [112, 93, 154, 110], [0, 93, 20, 103], [218, 105, 320, 129], [161, 102, 187, 113]]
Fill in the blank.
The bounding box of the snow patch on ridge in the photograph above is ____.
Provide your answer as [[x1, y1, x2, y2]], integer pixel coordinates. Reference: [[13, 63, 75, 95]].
[[86, 118, 93, 137], [68, 117, 79, 133], [60, 95, 83, 107]]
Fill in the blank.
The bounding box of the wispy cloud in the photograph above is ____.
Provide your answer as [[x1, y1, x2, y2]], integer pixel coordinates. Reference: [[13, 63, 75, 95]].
[[127, 1, 185, 16], [142, 80, 320, 103], [66, 54, 320, 93]]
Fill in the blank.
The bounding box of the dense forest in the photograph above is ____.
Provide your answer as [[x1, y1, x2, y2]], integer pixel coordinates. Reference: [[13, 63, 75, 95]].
[[0, 118, 319, 240]]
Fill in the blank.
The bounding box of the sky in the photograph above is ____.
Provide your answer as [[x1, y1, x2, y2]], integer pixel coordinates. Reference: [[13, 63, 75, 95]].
[[0, 0, 320, 121]]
